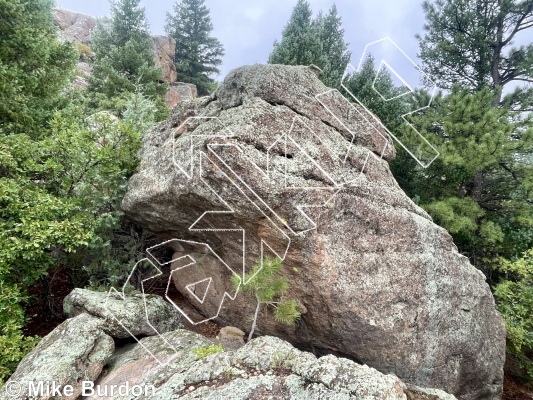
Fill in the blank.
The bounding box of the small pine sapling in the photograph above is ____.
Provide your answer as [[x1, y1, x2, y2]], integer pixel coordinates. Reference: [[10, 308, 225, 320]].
[[232, 257, 301, 341]]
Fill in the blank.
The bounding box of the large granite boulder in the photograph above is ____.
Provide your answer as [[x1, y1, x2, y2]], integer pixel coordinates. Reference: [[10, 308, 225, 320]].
[[121, 64, 506, 399], [0, 314, 114, 400]]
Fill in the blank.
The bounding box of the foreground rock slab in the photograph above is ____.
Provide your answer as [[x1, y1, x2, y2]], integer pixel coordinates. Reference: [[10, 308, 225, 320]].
[[0, 314, 114, 400], [63, 288, 183, 339], [122, 64, 506, 399], [89, 331, 414, 400]]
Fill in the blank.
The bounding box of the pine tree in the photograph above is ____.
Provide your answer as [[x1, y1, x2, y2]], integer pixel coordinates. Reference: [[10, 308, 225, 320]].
[[109, 0, 150, 46], [165, 0, 225, 96], [341, 54, 424, 196], [0, 0, 77, 136], [232, 257, 301, 341], [268, 0, 323, 68], [413, 0, 533, 271], [268, 1, 351, 89], [494, 249, 533, 380], [399, 87, 533, 273], [418, 0, 533, 108], [315, 4, 351, 88], [88, 0, 167, 114], [342, 54, 410, 130], [0, 0, 79, 382]]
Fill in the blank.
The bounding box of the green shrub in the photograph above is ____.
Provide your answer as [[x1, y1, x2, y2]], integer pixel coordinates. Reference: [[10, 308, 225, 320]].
[[76, 43, 93, 60], [0, 108, 143, 380], [0, 283, 40, 386], [122, 91, 158, 134], [192, 343, 223, 360], [48, 111, 146, 290], [494, 249, 533, 382]]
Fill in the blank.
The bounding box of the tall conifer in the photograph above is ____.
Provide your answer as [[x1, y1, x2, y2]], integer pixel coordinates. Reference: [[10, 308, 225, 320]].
[[166, 0, 225, 95], [88, 0, 166, 113]]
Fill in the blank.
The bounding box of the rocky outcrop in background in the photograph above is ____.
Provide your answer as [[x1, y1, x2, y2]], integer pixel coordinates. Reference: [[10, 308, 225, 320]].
[[122, 64, 506, 399], [152, 35, 178, 84], [52, 8, 178, 81], [53, 9, 96, 90], [54, 8, 96, 45], [166, 82, 198, 109], [52, 8, 195, 107]]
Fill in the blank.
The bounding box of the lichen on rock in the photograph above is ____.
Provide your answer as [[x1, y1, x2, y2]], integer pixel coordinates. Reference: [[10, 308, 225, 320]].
[[0, 313, 114, 400]]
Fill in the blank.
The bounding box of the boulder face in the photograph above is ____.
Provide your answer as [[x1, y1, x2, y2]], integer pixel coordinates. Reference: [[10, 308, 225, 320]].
[[121, 64, 506, 399], [63, 288, 183, 339], [0, 314, 114, 400], [90, 333, 409, 400], [4, 289, 456, 399]]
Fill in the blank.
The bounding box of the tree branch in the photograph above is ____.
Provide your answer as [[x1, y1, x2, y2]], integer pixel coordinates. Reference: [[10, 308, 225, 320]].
[[502, 5, 533, 45], [499, 162, 518, 181], [513, 77, 533, 83]]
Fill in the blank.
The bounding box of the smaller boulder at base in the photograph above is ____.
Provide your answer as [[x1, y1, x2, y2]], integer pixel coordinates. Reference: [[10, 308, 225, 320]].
[[63, 288, 183, 339]]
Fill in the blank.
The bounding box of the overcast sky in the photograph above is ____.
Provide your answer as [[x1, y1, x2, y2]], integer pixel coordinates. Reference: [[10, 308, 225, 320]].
[[56, 0, 428, 86]]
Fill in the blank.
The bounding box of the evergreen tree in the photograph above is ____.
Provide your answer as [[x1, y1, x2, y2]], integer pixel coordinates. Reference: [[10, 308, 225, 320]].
[[0, 0, 77, 136], [165, 0, 225, 96], [315, 4, 351, 88], [413, 0, 533, 273], [418, 0, 533, 108], [109, 0, 150, 46], [342, 54, 410, 130], [268, 0, 323, 67], [399, 87, 533, 273], [417, 2, 533, 278], [0, 102, 144, 383], [88, 0, 167, 115], [0, 0, 155, 381], [494, 248, 533, 381], [268, 1, 351, 89], [341, 54, 424, 196], [0, 0, 79, 382]]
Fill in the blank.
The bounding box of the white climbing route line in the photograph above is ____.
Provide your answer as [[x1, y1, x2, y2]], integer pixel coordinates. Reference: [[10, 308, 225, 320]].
[[340, 37, 440, 168], [147, 239, 241, 325], [104, 258, 183, 366]]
